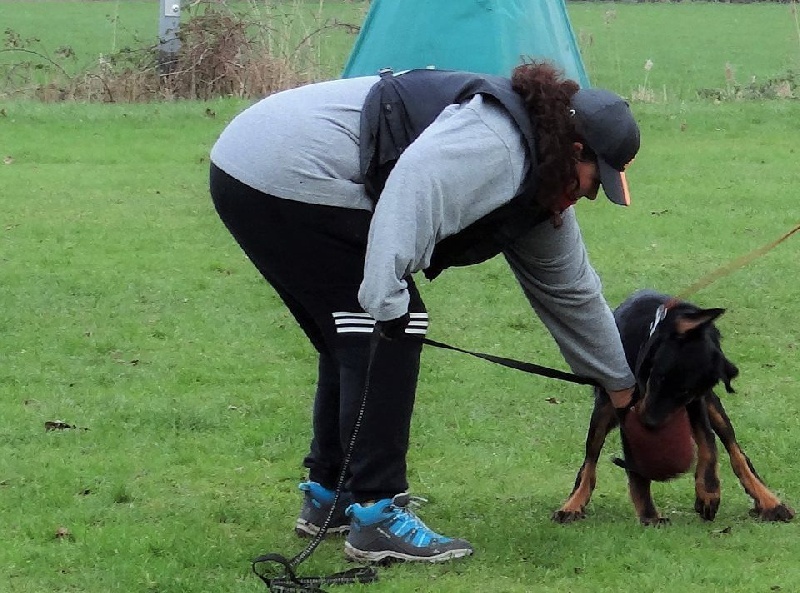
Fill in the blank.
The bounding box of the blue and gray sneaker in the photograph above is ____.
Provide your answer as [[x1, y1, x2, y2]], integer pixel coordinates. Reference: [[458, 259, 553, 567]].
[[344, 493, 474, 563], [295, 481, 352, 537]]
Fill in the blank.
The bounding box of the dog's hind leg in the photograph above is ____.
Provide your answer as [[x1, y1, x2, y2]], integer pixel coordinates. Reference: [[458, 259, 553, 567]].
[[552, 395, 617, 523], [706, 392, 795, 522], [687, 397, 721, 521]]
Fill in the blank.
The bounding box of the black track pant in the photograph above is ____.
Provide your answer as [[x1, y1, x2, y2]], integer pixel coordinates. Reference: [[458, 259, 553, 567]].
[[210, 164, 426, 502]]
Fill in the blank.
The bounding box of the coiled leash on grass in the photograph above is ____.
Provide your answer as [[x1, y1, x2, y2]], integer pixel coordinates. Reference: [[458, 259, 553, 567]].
[[253, 222, 799, 591], [252, 553, 375, 593]]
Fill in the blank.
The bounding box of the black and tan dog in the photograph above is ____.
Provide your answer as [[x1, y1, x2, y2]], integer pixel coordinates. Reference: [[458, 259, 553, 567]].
[[553, 289, 794, 525]]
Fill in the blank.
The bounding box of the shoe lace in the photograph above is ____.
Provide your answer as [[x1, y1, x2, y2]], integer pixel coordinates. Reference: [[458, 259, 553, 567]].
[[389, 495, 442, 541], [391, 493, 428, 513]]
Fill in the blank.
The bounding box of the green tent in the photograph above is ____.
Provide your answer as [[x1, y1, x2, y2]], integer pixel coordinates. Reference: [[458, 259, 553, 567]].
[[342, 0, 590, 88]]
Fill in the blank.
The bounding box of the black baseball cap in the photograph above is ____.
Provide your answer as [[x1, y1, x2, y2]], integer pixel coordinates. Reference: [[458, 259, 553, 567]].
[[571, 88, 640, 206]]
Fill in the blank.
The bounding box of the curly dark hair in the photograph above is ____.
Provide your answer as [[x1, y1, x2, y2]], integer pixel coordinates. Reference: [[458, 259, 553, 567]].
[[511, 60, 583, 212]]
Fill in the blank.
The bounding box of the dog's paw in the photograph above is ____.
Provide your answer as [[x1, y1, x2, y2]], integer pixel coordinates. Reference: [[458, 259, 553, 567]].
[[694, 495, 720, 521], [750, 503, 795, 522], [551, 508, 586, 524], [640, 515, 670, 527]]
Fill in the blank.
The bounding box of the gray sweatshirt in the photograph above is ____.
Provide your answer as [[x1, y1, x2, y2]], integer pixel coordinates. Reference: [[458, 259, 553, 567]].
[[210, 75, 634, 391]]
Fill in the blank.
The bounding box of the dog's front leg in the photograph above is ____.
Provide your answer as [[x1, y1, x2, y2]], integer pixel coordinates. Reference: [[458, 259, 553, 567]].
[[626, 470, 667, 525], [706, 392, 795, 522], [552, 394, 617, 523], [687, 397, 721, 521]]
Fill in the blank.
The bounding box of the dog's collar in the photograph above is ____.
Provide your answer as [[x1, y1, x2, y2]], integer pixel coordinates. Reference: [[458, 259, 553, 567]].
[[648, 305, 668, 337], [648, 298, 681, 337]]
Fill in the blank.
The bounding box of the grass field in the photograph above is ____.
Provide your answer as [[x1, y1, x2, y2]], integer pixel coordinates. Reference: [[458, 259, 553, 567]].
[[2, 2, 800, 592], [570, 1, 800, 100], [1, 1, 799, 97]]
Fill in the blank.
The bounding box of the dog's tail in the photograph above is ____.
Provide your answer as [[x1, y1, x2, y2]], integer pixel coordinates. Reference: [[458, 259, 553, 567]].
[[612, 456, 628, 470]]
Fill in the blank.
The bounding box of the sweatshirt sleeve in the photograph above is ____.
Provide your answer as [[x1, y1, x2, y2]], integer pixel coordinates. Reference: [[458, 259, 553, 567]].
[[358, 95, 527, 321], [502, 208, 635, 392]]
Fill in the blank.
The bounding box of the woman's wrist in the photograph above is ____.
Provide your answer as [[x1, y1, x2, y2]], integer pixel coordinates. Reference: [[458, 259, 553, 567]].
[[607, 386, 634, 409]]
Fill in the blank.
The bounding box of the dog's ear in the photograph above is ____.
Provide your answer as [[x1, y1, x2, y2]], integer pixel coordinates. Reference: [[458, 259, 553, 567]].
[[675, 307, 725, 335], [721, 356, 739, 393]]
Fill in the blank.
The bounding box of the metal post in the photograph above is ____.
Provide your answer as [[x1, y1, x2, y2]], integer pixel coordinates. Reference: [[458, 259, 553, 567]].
[[158, 0, 181, 75]]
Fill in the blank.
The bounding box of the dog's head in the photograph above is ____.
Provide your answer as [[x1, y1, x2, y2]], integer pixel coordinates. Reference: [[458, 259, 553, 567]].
[[634, 302, 739, 429]]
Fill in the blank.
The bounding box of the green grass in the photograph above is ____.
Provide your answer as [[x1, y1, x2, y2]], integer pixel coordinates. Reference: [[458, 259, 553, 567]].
[[2, 2, 800, 592]]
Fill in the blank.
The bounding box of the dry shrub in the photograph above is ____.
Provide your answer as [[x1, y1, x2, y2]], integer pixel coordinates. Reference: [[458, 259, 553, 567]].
[[3, 0, 359, 102], [697, 68, 797, 101], [160, 3, 306, 101]]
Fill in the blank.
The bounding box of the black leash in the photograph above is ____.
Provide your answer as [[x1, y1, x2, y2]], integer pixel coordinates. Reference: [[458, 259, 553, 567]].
[[422, 338, 600, 387], [421, 221, 800, 386], [252, 337, 384, 592], [253, 222, 799, 591]]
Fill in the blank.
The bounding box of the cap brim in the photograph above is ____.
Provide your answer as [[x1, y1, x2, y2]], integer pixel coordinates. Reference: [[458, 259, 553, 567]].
[[598, 158, 631, 206]]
